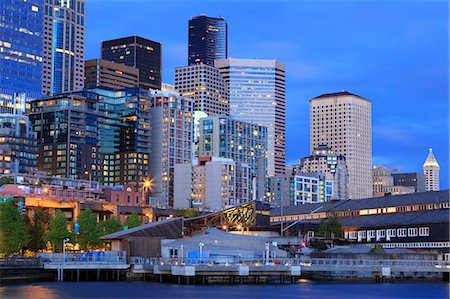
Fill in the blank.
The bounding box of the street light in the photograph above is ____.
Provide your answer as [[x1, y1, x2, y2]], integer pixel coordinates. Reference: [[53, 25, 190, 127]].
[[199, 242, 204, 263], [141, 178, 154, 206], [60, 237, 70, 282], [84, 171, 92, 200]]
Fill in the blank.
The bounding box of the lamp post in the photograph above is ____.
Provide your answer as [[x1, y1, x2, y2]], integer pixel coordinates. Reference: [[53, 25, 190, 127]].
[[85, 171, 92, 200], [199, 242, 204, 263], [142, 179, 151, 206], [61, 238, 69, 282]]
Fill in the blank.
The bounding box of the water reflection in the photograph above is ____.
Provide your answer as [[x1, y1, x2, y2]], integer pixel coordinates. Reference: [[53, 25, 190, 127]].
[[1, 284, 58, 299]]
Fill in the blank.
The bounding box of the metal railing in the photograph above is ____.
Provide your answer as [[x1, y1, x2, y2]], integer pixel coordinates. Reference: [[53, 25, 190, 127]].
[[130, 256, 450, 272], [38, 251, 127, 264], [0, 257, 42, 266]]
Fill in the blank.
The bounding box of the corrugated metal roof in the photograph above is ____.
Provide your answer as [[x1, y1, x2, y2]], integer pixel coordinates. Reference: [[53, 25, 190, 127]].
[[271, 190, 449, 217]]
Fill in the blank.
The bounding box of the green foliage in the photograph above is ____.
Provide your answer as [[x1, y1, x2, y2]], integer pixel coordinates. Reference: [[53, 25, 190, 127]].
[[309, 239, 328, 251], [25, 208, 50, 252], [47, 210, 72, 252], [183, 209, 199, 218], [76, 209, 102, 251], [316, 217, 343, 239], [0, 201, 30, 255], [317, 219, 328, 237], [0, 177, 14, 187], [100, 217, 123, 236], [125, 212, 141, 229]]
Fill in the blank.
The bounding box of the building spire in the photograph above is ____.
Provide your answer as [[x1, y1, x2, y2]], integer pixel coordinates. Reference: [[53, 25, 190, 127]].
[[423, 148, 440, 169]]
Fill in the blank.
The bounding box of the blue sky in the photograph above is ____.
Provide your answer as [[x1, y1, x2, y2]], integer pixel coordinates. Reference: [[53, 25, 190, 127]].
[[86, 0, 449, 188]]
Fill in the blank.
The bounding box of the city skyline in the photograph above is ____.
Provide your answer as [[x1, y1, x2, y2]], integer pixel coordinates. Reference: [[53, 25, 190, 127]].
[[85, 0, 449, 188]]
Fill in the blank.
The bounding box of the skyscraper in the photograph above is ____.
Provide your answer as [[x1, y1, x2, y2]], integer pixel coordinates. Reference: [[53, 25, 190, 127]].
[[175, 64, 229, 115], [0, 0, 43, 112], [423, 148, 440, 191], [148, 90, 194, 208], [101, 36, 162, 90], [42, 0, 86, 95], [188, 15, 227, 66], [310, 91, 372, 199], [215, 58, 286, 176]]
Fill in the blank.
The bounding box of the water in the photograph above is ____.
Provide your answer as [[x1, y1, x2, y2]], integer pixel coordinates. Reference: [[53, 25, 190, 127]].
[[1, 281, 448, 299]]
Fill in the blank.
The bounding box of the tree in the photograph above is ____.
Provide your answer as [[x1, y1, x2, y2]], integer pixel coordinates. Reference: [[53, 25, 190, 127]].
[[76, 209, 102, 251], [124, 212, 141, 229], [317, 219, 329, 238], [25, 208, 50, 252], [183, 209, 199, 218], [0, 176, 14, 187], [316, 217, 343, 239], [47, 210, 72, 252], [0, 201, 30, 255], [100, 217, 123, 236]]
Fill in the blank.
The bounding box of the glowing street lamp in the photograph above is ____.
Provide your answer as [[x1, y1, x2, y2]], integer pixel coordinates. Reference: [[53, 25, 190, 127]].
[[141, 178, 154, 206]]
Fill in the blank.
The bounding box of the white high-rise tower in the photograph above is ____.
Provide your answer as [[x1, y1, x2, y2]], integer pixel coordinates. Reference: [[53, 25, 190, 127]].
[[423, 148, 440, 191]]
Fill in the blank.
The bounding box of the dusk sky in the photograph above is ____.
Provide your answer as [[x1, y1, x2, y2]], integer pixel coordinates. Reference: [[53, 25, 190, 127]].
[[86, 0, 449, 188]]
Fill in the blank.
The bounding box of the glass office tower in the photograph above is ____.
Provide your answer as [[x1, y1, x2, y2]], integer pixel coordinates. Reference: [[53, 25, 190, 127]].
[[42, 0, 86, 96], [215, 58, 286, 177], [188, 15, 227, 66], [101, 36, 162, 90], [0, 0, 43, 113]]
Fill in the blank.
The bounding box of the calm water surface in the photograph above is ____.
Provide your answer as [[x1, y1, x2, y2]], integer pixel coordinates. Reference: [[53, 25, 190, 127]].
[[1, 281, 448, 299]]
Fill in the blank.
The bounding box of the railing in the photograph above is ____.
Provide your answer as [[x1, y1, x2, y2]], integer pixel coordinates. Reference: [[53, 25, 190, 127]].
[[130, 256, 450, 272], [0, 257, 42, 266], [38, 251, 127, 264]]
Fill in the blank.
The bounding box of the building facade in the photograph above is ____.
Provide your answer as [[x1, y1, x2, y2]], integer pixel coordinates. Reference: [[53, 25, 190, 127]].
[[310, 91, 372, 199], [392, 172, 426, 193], [175, 64, 229, 115], [188, 15, 227, 66], [174, 156, 250, 211], [296, 145, 349, 200], [423, 148, 440, 192], [0, 114, 38, 174], [42, 0, 85, 95], [373, 165, 394, 197], [197, 115, 268, 200], [292, 174, 333, 205], [101, 36, 162, 90], [84, 59, 139, 89], [215, 58, 286, 176], [148, 90, 193, 208], [28, 88, 151, 188], [0, 0, 43, 112]]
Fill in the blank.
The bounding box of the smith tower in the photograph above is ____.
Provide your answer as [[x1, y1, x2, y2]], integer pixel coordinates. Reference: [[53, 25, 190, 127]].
[[423, 148, 440, 191]]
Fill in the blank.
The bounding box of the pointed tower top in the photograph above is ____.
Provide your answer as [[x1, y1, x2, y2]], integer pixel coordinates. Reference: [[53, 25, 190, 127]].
[[423, 148, 440, 169]]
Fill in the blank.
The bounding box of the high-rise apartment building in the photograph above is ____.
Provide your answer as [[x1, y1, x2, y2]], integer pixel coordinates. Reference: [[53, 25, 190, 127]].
[[310, 91, 372, 199], [296, 145, 349, 200], [84, 59, 139, 89], [188, 15, 227, 66], [42, 0, 86, 95], [174, 156, 250, 211], [28, 88, 151, 188], [392, 172, 426, 193], [423, 148, 440, 191], [175, 64, 229, 115], [198, 115, 268, 200], [0, 0, 43, 112], [148, 90, 193, 208], [0, 114, 38, 174], [215, 58, 286, 176], [101, 36, 162, 90]]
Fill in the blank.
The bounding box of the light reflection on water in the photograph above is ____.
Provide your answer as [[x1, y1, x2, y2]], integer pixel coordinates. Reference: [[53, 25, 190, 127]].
[[1, 281, 448, 299]]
